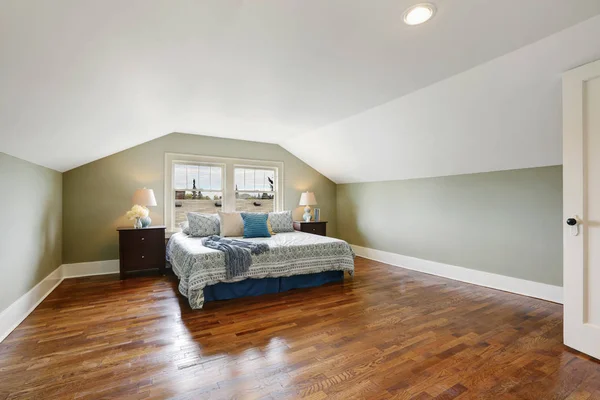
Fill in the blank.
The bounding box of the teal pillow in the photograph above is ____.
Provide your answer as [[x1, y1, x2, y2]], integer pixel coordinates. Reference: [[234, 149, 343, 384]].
[[241, 213, 271, 238]]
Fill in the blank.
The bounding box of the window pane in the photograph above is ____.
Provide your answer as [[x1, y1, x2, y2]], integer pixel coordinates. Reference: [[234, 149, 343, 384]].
[[244, 169, 255, 190], [256, 169, 274, 191], [211, 167, 222, 190], [255, 170, 265, 191], [235, 192, 275, 213], [174, 164, 222, 190], [235, 168, 245, 191], [174, 164, 187, 189], [198, 166, 210, 189], [186, 165, 198, 189], [174, 190, 223, 227], [234, 168, 276, 192], [234, 167, 277, 213], [265, 170, 275, 191]]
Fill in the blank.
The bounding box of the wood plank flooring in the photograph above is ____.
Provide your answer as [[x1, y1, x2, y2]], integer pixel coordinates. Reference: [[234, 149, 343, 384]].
[[1, 257, 599, 399]]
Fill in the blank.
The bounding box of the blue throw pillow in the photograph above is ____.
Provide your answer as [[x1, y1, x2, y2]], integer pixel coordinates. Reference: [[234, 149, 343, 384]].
[[241, 213, 271, 238]]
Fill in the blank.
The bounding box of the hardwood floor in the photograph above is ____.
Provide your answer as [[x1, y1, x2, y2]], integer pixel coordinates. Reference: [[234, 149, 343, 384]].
[[1, 257, 599, 400]]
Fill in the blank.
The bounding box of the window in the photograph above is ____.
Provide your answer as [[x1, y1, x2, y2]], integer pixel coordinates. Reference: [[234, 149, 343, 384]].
[[165, 153, 283, 231], [172, 164, 223, 227], [235, 167, 276, 213]]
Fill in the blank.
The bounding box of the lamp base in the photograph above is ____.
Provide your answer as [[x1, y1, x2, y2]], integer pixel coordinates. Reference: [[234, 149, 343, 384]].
[[303, 206, 312, 222], [141, 216, 152, 228]]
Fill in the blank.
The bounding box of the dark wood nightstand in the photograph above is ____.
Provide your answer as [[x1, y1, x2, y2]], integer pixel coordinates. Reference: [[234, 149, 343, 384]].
[[117, 226, 166, 279], [293, 221, 327, 236]]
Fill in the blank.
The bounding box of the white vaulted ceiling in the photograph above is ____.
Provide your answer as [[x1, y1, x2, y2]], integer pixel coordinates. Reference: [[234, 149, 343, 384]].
[[1, 1, 600, 178], [285, 15, 600, 183]]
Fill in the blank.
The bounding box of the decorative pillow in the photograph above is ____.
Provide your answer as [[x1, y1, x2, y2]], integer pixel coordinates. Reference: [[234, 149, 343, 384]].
[[187, 213, 220, 237], [218, 211, 244, 237], [179, 221, 190, 235], [241, 213, 271, 238], [268, 211, 294, 233]]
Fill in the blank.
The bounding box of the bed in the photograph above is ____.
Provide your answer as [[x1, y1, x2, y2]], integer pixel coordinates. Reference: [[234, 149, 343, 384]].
[[166, 231, 355, 309]]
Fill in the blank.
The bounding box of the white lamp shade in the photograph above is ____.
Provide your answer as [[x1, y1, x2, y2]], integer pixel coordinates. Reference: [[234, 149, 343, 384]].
[[132, 188, 157, 207], [299, 191, 317, 206]]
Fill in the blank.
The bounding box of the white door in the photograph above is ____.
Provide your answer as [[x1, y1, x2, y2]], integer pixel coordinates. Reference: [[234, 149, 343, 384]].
[[563, 59, 600, 360]]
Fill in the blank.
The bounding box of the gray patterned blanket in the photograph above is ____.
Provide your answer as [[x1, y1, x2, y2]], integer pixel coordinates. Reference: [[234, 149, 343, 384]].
[[201, 235, 270, 279], [167, 231, 355, 309]]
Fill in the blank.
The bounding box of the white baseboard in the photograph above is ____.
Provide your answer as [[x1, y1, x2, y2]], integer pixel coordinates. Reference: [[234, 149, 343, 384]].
[[0, 259, 120, 343], [352, 245, 563, 304], [0, 266, 64, 343], [61, 259, 119, 278]]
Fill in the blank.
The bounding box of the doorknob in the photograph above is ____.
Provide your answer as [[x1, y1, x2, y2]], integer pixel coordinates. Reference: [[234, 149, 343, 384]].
[[567, 216, 581, 236]]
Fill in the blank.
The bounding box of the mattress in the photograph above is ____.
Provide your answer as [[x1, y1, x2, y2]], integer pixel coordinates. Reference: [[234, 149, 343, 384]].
[[167, 231, 355, 309]]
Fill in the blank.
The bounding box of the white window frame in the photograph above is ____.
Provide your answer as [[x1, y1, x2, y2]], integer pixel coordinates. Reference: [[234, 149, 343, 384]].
[[164, 152, 284, 231]]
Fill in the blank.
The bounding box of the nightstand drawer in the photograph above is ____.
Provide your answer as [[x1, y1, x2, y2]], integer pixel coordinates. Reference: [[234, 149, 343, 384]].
[[293, 221, 327, 236], [304, 224, 325, 235], [122, 246, 163, 271], [119, 229, 164, 250]]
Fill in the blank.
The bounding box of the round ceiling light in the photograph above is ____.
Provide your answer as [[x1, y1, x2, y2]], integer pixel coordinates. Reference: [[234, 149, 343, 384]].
[[403, 3, 436, 26]]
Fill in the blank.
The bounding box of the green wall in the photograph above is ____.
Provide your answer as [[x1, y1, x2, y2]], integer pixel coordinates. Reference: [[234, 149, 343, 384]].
[[62, 133, 337, 263], [337, 166, 563, 286], [0, 153, 63, 313]]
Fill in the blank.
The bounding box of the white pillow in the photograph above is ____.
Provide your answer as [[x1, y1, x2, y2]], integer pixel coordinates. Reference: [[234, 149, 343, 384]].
[[218, 211, 244, 237]]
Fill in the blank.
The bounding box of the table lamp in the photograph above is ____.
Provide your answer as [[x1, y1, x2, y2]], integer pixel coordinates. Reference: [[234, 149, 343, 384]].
[[299, 191, 317, 222], [132, 188, 157, 228]]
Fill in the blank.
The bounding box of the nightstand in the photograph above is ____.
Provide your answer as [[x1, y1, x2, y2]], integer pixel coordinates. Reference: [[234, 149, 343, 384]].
[[293, 221, 327, 236], [117, 226, 166, 279]]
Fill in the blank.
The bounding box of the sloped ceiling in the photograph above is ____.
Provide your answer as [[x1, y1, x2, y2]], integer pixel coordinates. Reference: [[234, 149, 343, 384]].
[[285, 15, 600, 183], [1, 1, 600, 177]]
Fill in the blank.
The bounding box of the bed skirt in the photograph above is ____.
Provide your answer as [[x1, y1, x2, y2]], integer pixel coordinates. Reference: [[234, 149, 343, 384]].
[[203, 270, 344, 303]]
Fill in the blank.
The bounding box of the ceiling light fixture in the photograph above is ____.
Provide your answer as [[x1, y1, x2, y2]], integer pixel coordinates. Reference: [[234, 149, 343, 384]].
[[403, 3, 436, 26]]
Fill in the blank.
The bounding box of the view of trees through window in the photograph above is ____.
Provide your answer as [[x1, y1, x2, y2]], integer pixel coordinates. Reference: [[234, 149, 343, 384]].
[[235, 168, 276, 213], [173, 164, 223, 225], [170, 163, 280, 227]]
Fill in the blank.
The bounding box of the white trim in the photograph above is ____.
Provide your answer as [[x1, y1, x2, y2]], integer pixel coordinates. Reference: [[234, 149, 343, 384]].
[[61, 260, 119, 278], [352, 245, 563, 304], [0, 266, 63, 343], [0, 260, 120, 343]]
